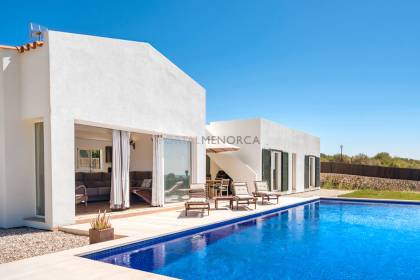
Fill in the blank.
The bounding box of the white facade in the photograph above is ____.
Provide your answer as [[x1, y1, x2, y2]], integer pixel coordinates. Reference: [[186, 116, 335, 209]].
[[0, 31, 206, 229], [207, 118, 320, 193], [0, 30, 320, 230]]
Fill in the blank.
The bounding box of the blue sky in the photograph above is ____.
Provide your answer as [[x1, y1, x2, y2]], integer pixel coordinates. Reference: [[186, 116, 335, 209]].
[[2, 0, 420, 159]]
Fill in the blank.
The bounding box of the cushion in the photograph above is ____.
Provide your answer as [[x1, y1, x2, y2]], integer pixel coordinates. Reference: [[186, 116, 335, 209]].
[[233, 184, 249, 196], [92, 181, 106, 188], [258, 191, 275, 196], [97, 187, 110, 196], [86, 188, 98, 196], [84, 173, 103, 181], [235, 194, 253, 199], [190, 184, 206, 192], [187, 197, 208, 203], [141, 179, 152, 189], [75, 194, 85, 199], [255, 181, 269, 192]]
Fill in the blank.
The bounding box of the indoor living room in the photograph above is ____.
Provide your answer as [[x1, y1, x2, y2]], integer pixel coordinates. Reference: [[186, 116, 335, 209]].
[[74, 124, 154, 220]]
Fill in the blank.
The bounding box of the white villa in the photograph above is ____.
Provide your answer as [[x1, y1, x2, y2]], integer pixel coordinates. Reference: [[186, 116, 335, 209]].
[[0, 30, 320, 230], [207, 119, 320, 194]]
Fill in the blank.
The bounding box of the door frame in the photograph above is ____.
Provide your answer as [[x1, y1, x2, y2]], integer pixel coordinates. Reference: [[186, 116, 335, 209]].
[[292, 153, 297, 193]]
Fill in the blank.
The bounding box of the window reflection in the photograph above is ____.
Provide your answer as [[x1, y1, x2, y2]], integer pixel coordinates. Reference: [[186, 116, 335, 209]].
[[164, 139, 191, 203]]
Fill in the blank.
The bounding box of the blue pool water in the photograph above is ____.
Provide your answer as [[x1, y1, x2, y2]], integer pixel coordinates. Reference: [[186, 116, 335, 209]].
[[85, 200, 420, 279]]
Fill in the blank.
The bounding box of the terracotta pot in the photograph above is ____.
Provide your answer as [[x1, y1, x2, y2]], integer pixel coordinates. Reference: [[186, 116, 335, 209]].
[[89, 228, 114, 244]]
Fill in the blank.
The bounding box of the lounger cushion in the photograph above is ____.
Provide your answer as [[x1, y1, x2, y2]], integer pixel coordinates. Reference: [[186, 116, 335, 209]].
[[255, 181, 269, 192], [190, 184, 206, 192], [233, 184, 249, 196], [258, 190, 280, 196], [235, 194, 254, 199], [186, 197, 208, 203]]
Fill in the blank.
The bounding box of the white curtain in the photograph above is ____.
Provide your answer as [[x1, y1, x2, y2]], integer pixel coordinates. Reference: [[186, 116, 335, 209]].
[[121, 131, 131, 209], [111, 130, 131, 210], [151, 135, 164, 206]]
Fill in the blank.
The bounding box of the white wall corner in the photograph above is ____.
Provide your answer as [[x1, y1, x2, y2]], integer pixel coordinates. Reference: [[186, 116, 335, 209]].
[[49, 116, 75, 227]]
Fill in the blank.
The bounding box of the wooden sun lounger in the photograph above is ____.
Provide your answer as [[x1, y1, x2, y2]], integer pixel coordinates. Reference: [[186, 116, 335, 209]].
[[185, 183, 210, 216], [131, 188, 152, 204], [232, 182, 257, 210], [253, 181, 281, 204]]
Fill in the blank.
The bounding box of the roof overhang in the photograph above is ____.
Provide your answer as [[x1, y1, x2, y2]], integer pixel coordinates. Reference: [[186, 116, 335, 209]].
[[206, 143, 240, 153]]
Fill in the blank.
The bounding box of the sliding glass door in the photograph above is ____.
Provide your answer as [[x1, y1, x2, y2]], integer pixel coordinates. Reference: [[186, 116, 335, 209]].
[[35, 122, 45, 216], [163, 138, 191, 203]]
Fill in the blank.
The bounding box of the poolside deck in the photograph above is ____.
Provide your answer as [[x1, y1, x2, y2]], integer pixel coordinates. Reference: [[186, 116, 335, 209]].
[[0, 196, 318, 279]]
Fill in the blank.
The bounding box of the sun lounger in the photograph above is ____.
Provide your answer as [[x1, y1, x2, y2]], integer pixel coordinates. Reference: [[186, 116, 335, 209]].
[[185, 183, 210, 216], [232, 182, 257, 210], [253, 181, 281, 204]]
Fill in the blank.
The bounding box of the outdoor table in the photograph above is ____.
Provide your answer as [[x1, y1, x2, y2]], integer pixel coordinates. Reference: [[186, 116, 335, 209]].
[[214, 196, 233, 210]]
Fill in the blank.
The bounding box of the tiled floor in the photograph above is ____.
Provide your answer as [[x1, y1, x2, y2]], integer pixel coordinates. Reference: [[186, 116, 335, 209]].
[[65, 196, 322, 237], [75, 201, 184, 224]]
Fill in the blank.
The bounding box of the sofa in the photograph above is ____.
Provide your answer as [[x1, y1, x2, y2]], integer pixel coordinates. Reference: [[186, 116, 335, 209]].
[[75, 171, 152, 202]]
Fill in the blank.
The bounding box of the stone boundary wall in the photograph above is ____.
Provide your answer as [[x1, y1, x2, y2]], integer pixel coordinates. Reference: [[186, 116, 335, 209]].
[[321, 173, 420, 192]]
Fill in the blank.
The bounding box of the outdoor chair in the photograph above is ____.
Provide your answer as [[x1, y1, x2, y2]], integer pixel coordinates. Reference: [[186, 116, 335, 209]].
[[75, 185, 88, 207], [253, 181, 281, 204], [185, 183, 210, 216], [232, 182, 257, 210], [216, 178, 230, 196]]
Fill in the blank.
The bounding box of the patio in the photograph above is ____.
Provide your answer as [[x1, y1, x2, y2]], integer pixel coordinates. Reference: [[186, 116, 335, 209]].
[[63, 196, 317, 238]]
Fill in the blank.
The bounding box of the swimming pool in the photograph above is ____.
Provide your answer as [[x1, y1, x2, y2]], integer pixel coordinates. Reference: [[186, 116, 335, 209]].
[[84, 199, 420, 279]]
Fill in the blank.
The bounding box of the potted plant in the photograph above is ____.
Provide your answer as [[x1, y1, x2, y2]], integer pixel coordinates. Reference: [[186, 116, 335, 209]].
[[89, 210, 114, 244]]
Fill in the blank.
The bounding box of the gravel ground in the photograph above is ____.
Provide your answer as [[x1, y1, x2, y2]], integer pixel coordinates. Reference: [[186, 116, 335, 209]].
[[0, 227, 89, 264]]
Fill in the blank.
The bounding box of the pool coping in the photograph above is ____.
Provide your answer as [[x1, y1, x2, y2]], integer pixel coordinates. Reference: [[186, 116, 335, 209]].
[[81, 197, 320, 259]]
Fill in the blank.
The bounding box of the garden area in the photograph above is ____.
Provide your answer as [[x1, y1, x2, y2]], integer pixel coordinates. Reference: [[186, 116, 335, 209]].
[[322, 173, 420, 201]]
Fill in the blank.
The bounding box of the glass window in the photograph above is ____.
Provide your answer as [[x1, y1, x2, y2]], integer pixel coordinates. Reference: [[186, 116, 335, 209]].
[[164, 138, 191, 203], [78, 149, 102, 171], [35, 122, 45, 216]]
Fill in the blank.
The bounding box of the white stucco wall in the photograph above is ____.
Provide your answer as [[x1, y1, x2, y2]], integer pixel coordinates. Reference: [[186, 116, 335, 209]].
[[130, 133, 153, 172], [0, 50, 8, 227], [45, 31, 206, 226], [48, 31, 205, 136], [207, 119, 262, 176], [0, 46, 50, 228], [261, 119, 320, 193], [207, 118, 320, 194]]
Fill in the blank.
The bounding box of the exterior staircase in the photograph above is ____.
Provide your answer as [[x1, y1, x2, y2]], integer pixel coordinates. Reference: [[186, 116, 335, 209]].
[[208, 152, 258, 191]]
